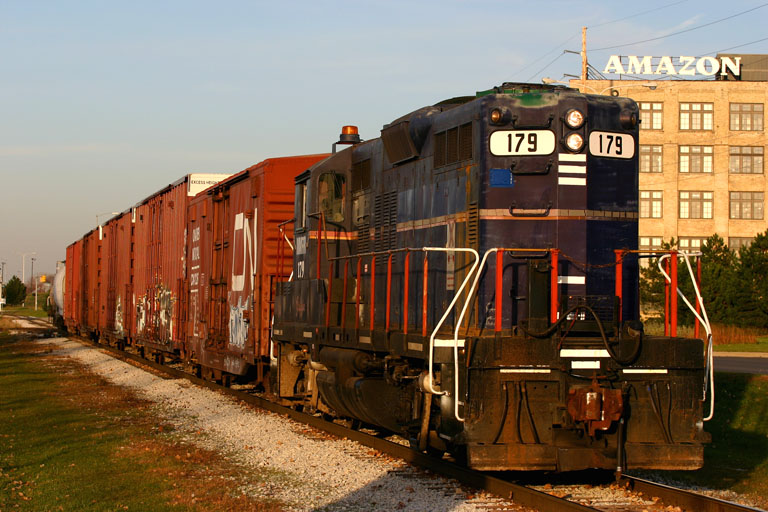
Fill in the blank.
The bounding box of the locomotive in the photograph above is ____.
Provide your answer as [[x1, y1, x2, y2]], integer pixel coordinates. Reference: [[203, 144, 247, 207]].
[[63, 82, 711, 473]]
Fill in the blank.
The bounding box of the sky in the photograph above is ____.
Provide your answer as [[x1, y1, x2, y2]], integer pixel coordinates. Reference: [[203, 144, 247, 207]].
[[1, 0, 766, 280]]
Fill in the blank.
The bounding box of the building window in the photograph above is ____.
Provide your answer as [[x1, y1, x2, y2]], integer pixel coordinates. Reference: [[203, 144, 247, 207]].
[[640, 145, 662, 173], [679, 237, 709, 252], [640, 190, 663, 218], [730, 191, 764, 220], [639, 236, 663, 250], [679, 191, 713, 219], [640, 102, 663, 130], [729, 146, 764, 174], [680, 103, 713, 130], [729, 237, 753, 250], [679, 146, 713, 173], [730, 103, 764, 131]]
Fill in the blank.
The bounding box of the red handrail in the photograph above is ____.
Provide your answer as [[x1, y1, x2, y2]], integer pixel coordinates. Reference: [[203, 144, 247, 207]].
[[550, 249, 559, 325], [386, 253, 393, 332], [615, 249, 698, 339], [370, 256, 376, 330], [670, 251, 678, 337], [403, 251, 410, 335], [495, 250, 503, 332], [341, 260, 349, 331], [355, 258, 362, 330], [422, 254, 428, 337]]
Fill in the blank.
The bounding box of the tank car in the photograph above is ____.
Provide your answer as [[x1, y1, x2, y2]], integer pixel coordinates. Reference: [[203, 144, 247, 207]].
[[272, 83, 710, 471]]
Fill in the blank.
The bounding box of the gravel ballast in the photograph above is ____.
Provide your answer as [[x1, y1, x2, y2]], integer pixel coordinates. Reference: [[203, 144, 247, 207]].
[[44, 338, 524, 511]]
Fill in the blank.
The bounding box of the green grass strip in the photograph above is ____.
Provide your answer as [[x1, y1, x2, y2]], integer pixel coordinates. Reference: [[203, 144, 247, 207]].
[[0, 336, 183, 511]]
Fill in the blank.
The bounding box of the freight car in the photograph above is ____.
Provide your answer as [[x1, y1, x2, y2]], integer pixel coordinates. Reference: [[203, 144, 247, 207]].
[[184, 155, 328, 384], [271, 83, 712, 472], [62, 82, 713, 474], [65, 173, 233, 355]]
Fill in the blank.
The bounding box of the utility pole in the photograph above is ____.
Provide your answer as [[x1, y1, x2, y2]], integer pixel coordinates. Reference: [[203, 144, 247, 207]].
[[31, 257, 37, 311], [0, 261, 5, 312], [581, 26, 588, 88]]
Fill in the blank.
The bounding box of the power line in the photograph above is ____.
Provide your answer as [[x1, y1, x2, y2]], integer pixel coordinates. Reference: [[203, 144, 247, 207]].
[[512, 36, 578, 81], [591, 3, 768, 52], [510, 0, 689, 81], [708, 35, 768, 54], [589, 0, 689, 28], [524, 51, 569, 83]]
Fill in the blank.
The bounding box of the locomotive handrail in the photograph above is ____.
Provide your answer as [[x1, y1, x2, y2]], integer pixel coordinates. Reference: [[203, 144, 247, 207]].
[[324, 247, 480, 407], [422, 247, 479, 403], [615, 249, 705, 339], [453, 247, 558, 422], [656, 251, 715, 422], [277, 220, 295, 282]]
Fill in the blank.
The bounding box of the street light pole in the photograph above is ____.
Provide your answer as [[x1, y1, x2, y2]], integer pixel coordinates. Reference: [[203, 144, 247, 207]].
[[20, 251, 36, 307], [31, 257, 37, 311], [0, 260, 5, 312]]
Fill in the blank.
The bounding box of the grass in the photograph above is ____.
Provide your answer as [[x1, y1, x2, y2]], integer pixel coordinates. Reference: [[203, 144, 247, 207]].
[[0, 292, 50, 318], [643, 318, 768, 351], [0, 332, 284, 511], [713, 339, 768, 353], [1, 305, 48, 318], [642, 373, 768, 508]]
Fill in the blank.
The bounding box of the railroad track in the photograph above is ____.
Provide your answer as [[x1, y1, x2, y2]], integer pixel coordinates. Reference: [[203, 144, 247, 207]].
[[4, 315, 763, 512]]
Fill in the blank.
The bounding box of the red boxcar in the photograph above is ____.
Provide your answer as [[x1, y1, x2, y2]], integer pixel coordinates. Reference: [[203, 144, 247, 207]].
[[82, 228, 101, 337], [186, 155, 327, 382], [132, 174, 231, 357], [64, 239, 84, 333], [99, 211, 133, 346]]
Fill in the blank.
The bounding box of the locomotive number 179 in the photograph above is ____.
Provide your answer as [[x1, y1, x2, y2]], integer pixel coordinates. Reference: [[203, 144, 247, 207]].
[[489, 130, 556, 156]]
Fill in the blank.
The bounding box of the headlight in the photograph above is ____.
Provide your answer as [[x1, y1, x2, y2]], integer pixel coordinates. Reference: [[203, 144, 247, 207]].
[[490, 108, 503, 123], [564, 109, 585, 129], [565, 133, 584, 152]]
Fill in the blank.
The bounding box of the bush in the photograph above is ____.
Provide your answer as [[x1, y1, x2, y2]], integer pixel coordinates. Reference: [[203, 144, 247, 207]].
[[3, 276, 26, 306]]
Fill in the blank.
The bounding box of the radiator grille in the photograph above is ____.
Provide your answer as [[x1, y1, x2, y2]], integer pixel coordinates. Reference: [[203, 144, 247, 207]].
[[467, 202, 479, 248], [374, 191, 398, 252], [434, 122, 473, 170]]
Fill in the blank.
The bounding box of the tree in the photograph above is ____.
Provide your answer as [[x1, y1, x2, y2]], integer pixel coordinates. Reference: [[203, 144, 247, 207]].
[[735, 230, 768, 328], [4, 276, 26, 306]]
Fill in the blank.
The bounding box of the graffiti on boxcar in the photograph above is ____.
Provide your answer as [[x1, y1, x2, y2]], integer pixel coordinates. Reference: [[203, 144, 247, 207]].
[[229, 296, 250, 349], [115, 295, 124, 336], [156, 285, 175, 338], [136, 295, 147, 333]]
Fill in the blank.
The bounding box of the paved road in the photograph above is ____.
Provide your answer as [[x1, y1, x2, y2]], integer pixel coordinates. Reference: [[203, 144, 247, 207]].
[[714, 352, 768, 374]]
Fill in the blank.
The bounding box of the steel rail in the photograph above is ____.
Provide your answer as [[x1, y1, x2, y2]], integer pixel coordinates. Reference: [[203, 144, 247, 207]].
[[62, 334, 594, 512], [620, 475, 763, 512], [13, 318, 758, 512]]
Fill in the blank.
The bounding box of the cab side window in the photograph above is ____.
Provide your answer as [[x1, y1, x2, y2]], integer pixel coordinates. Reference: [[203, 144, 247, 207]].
[[295, 181, 307, 230], [319, 173, 346, 223]]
